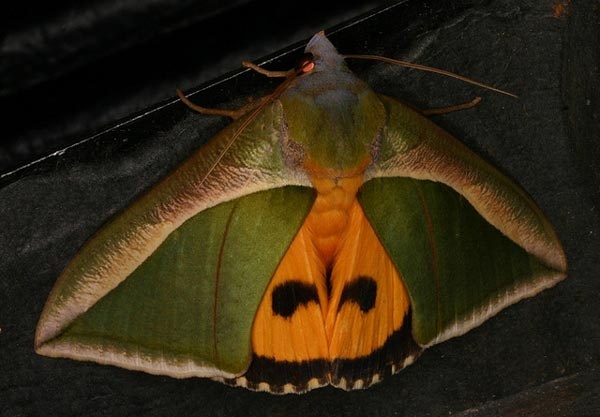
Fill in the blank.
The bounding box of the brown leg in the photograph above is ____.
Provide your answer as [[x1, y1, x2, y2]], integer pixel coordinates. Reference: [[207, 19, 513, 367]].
[[176, 89, 267, 120], [422, 97, 482, 116]]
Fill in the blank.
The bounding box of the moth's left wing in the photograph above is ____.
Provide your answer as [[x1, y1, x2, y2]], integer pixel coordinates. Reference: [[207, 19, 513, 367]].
[[35, 102, 314, 378]]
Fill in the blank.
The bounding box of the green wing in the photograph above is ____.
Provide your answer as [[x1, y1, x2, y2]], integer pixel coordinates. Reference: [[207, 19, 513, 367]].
[[361, 95, 567, 346], [35, 102, 314, 378]]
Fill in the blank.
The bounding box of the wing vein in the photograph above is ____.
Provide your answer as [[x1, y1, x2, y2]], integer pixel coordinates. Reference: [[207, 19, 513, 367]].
[[212, 203, 239, 362]]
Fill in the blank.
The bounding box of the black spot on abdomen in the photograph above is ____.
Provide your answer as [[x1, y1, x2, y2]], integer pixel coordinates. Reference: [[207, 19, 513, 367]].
[[271, 281, 319, 318], [339, 276, 377, 313]]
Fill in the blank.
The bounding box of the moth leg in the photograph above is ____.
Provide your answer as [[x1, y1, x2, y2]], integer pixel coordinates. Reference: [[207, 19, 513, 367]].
[[242, 61, 293, 78], [176, 89, 267, 120], [421, 96, 482, 116], [178, 60, 296, 120]]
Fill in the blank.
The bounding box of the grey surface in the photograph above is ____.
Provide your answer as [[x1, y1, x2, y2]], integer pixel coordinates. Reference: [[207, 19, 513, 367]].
[[1, 0, 599, 416]]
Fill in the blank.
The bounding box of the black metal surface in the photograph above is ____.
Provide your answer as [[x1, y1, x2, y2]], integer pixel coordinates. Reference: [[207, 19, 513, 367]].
[[0, 0, 387, 174], [1, 0, 599, 416]]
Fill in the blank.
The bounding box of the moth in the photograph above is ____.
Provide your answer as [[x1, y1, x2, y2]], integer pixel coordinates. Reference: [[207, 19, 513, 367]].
[[35, 32, 567, 394]]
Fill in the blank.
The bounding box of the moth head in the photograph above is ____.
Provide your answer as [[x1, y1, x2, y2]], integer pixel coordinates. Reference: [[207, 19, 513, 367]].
[[304, 31, 347, 73], [274, 32, 386, 176]]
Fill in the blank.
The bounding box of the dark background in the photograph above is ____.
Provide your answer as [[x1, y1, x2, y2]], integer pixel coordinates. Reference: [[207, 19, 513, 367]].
[[1, 0, 599, 416]]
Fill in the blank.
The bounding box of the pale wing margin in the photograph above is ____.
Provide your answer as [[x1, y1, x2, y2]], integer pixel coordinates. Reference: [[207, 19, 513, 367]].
[[367, 94, 567, 345], [36, 342, 233, 379], [35, 101, 309, 355]]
